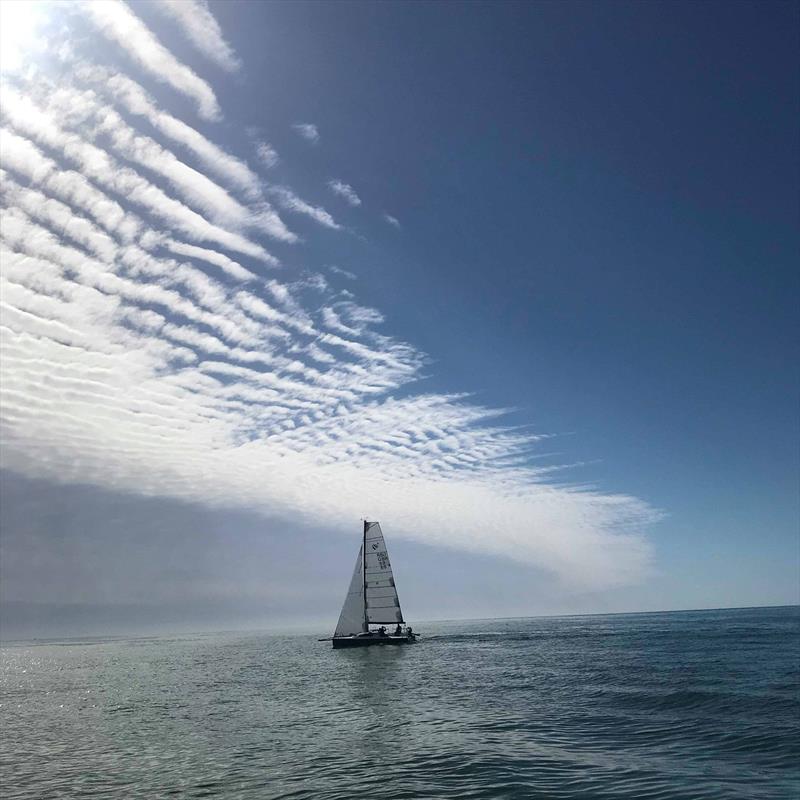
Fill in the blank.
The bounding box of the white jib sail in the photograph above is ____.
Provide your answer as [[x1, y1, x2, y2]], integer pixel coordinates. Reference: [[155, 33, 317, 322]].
[[364, 522, 404, 625], [334, 544, 366, 637]]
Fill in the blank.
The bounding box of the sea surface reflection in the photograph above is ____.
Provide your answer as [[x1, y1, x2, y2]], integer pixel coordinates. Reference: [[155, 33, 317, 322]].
[[1, 606, 798, 799]]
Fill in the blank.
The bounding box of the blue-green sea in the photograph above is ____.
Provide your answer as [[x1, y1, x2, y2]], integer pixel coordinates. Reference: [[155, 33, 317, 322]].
[[1, 606, 798, 799]]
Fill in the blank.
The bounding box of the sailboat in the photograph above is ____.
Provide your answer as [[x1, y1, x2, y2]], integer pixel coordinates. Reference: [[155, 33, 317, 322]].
[[330, 521, 417, 648]]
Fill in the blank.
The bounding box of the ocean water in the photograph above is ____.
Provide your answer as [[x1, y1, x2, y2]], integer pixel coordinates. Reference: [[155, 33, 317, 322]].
[[1, 606, 798, 799]]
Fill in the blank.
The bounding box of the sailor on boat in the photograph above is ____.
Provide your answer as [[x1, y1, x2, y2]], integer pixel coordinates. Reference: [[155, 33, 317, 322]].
[[329, 521, 418, 649]]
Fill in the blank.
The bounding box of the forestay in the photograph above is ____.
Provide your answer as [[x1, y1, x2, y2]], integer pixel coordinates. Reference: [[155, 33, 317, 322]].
[[364, 521, 404, 624], [334, 545, 366, 637]]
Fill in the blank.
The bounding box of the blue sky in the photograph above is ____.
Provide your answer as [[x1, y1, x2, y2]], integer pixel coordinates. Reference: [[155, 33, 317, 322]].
[[0, 0, 796, 636]]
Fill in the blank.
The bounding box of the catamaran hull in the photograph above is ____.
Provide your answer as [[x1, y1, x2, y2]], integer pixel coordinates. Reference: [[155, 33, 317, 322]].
[[332, 635, 416, 649]]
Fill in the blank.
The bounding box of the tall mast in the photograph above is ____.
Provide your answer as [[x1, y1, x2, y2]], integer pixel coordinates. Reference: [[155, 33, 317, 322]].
[[362, 519, 368, 632]]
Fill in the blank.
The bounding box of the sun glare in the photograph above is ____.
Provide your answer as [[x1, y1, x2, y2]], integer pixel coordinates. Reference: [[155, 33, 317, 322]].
[[0, 0, 49, 73]]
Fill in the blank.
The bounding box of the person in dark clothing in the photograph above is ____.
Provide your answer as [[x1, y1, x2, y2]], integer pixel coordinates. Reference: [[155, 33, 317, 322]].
[[378, 626, 386, 636], [394, 624, 402, 635]]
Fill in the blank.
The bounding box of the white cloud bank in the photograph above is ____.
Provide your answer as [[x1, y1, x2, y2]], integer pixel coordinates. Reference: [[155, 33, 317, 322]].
[[0, 0, 658, 591]]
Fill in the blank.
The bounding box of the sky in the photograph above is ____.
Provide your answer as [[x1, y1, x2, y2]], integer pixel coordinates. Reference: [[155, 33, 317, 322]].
[[0, 0, 797, 638]]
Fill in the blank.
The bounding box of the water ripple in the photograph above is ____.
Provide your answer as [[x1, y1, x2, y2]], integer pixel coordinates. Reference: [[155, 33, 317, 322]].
[[1, 607, 798, 799]]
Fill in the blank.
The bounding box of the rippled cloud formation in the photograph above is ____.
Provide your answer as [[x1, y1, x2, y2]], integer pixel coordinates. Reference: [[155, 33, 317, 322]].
[[0, 0, 658, 589]]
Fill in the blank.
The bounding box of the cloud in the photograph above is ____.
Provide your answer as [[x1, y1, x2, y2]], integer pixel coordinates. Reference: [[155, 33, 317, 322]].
[[383, 213, 401, 229], [163, 241, 258, 282], [0, 86, 276, 260], [81, 0, 221, 121], [292, 122, 319, 144], [0, 1, 658, 593], [329, 265, 357, 280], [328, 179, 361, 207], [25, 74, 293, 243], [152, 0, 241, 73], [74, 63, 264, 202], [267, 186, 341, 231], [255, 141, 279, 169], [26, 78, 251, 230]]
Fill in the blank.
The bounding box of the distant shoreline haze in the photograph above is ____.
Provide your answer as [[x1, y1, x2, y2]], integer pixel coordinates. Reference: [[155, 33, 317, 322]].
[[2, 604, 797, 643]]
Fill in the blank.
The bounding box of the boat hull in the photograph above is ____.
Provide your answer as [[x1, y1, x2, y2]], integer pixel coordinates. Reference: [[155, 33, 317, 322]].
[[332, 634, 416, 649]]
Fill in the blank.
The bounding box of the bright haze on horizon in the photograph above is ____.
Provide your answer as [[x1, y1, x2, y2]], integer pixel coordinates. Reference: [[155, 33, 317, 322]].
[[0, 0, 796, 637]]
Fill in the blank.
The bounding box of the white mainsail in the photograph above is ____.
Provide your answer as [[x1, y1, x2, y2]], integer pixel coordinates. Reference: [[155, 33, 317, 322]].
[[364, 521, 403, 625], [334, 544, 366, 637], [333, 521, 404, 638]]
